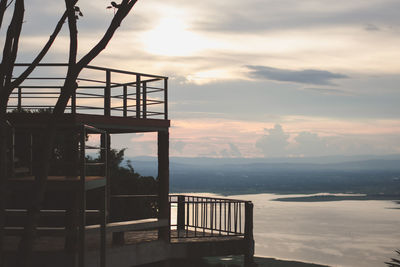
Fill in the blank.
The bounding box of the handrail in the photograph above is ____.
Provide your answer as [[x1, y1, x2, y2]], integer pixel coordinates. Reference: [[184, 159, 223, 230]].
[[8, 63, 168, 120], [169, 195, 253, 240]]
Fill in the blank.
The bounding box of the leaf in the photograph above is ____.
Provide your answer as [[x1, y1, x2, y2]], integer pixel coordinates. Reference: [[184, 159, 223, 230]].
[[79, 11, 83, 17], [74, 6, 80, 11], [106, 6, 113, 9]]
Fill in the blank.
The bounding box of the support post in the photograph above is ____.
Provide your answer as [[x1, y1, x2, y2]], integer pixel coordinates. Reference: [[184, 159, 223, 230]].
[[100, 133, 108, 267], [244, 202, 254, 266], [136, 75, 141, 118], [123, 85, 127, 117], [142, 82, 147, 119], [177, 195, 185, 232], [78, 126, 86, 267], [157, 130, 170, 242], [104, 70, 111, 116], [164, 78, 168, 120], [17, 87, 22, 111], [71, 90, 76, 114]]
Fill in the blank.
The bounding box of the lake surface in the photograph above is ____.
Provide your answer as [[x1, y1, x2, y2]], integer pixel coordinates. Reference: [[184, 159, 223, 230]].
[[186, 193, 400, 267]]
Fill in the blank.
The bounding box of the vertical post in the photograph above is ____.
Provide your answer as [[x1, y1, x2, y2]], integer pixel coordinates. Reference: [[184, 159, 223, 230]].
[[177, 195, 185, 232], [71, 90, 76, 114], [101, 133, 111, 218], [142, 82, 147, 119], [17, 87, 22, 111], [136, 75, 141, 118], [123, 85, 127, 117], [244, 202, 254, 267], [9, 127, 15, 177], [157, 130, 169, 242], [28, 133, 33, 175], [164, 78, 168, 120], [105, 70, 111, 116], [79, 126, 87, 267], [100, 132, 107, 267]]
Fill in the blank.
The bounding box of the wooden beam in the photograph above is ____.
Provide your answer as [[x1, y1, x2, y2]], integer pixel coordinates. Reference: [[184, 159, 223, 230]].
[[157, 130, 170, 242]]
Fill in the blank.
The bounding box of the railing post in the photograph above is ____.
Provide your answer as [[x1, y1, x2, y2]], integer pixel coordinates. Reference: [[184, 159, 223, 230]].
[[105, 70, 111, 116], [177, 195, 185, 232], [123, 85, 127, 117], [71, 89, 76, 115], [142, 82, 147, 119], [17, 87, 22, 111], [136, 75, 141, 118], [244, 202, 254, 266], [164, 78, 168, 120]]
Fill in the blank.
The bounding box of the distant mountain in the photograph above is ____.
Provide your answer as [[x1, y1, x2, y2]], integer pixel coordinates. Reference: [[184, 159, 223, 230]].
[[127, 154, 400, 177]]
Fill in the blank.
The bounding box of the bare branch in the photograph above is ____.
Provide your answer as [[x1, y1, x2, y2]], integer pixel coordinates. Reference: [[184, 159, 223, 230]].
[[0, 0, 8, 30], [11, 0, 78, 89], [77, 0, 137, 69], [54, 0, 138, 114], [0, 0, 23, 91]]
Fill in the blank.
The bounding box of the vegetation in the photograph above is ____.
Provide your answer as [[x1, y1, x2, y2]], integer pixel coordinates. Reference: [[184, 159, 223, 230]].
[[87, 148, 158, 221], [386, 250, 400, 267]]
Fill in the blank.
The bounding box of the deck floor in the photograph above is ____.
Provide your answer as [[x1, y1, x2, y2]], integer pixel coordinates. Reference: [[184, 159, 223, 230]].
[[4, 230, 243, 252]]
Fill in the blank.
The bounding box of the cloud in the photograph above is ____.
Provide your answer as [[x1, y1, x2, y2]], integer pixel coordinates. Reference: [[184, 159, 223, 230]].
[[364, 24, 380, 31], [219, 143, 242, 158], [246, 65, 348, 85], [293, 132, 328, 157], [256, 124, 289, 157], [172, 140, 186, 153], [301, 87, 351, 96]]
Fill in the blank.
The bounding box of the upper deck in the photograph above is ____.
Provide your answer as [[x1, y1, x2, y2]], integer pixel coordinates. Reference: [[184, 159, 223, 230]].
[[6, 63, 169, 133]]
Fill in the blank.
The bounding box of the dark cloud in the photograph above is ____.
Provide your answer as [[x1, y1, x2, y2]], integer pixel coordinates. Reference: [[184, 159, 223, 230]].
[[246, 65, 348, 85], [190, 1, 400, 33]]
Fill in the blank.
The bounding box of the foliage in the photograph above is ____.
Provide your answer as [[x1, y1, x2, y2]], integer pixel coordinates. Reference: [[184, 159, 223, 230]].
[[385, 250, 400, 267]]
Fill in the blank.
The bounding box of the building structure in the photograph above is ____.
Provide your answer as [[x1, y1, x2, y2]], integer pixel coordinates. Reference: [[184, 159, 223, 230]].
[[2, 63, 254, 267]]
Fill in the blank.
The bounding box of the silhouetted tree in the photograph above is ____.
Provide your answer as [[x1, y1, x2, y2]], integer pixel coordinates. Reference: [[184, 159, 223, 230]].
[[385, 250, 400, 267], [0, 1, 139, 266]]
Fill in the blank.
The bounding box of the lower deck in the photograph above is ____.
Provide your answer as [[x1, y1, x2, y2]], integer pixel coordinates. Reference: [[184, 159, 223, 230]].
[[4, 230, 247, 267]]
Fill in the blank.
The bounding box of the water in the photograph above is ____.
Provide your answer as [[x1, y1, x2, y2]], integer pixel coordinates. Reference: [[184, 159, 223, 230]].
[[186, 193, 400, 267]]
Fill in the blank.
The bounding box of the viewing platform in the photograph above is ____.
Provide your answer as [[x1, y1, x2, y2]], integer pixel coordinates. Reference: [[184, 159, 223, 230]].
[[2, 64, 254, 266], [6, 63, 170, 133], [4, 195, 254, 267]]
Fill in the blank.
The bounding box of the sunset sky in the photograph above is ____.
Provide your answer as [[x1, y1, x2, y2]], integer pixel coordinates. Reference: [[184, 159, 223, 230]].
[[8, 0, 400, 158]]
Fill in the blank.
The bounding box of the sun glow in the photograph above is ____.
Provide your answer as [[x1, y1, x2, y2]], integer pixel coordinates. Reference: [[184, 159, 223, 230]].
[[141, 17, 208, 57]]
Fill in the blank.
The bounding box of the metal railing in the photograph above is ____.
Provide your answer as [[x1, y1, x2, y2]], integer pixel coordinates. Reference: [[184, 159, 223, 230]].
[[169, 195, 253, 239], [8, 63, 168, 119]]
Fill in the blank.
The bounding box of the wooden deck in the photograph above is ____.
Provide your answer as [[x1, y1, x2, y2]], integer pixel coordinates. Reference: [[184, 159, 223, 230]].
[[3, 230, 243, 252], [7, 175, 106, 191], [6, 113, 170, 133], [3, 230, 246, 266]]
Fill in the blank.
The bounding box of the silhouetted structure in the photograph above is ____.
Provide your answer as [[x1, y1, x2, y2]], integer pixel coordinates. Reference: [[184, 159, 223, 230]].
[[2, 63, 254, 266]]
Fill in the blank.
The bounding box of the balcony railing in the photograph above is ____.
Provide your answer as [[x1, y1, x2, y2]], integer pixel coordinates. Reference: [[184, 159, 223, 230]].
[[169, 195, 253, 239], [8, 63, 168, 120]]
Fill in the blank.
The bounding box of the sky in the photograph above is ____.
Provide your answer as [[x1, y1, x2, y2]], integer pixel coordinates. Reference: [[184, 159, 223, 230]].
[[4, 0, 400, 158]]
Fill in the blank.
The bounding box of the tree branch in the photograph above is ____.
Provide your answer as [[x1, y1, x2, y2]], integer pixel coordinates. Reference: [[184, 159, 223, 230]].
[[77, 0, 137, 69], [11, 0, 77, 89], [0, 0, 8, 30], [0, 0, 23, 93], [54, 0, 138, 114]]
